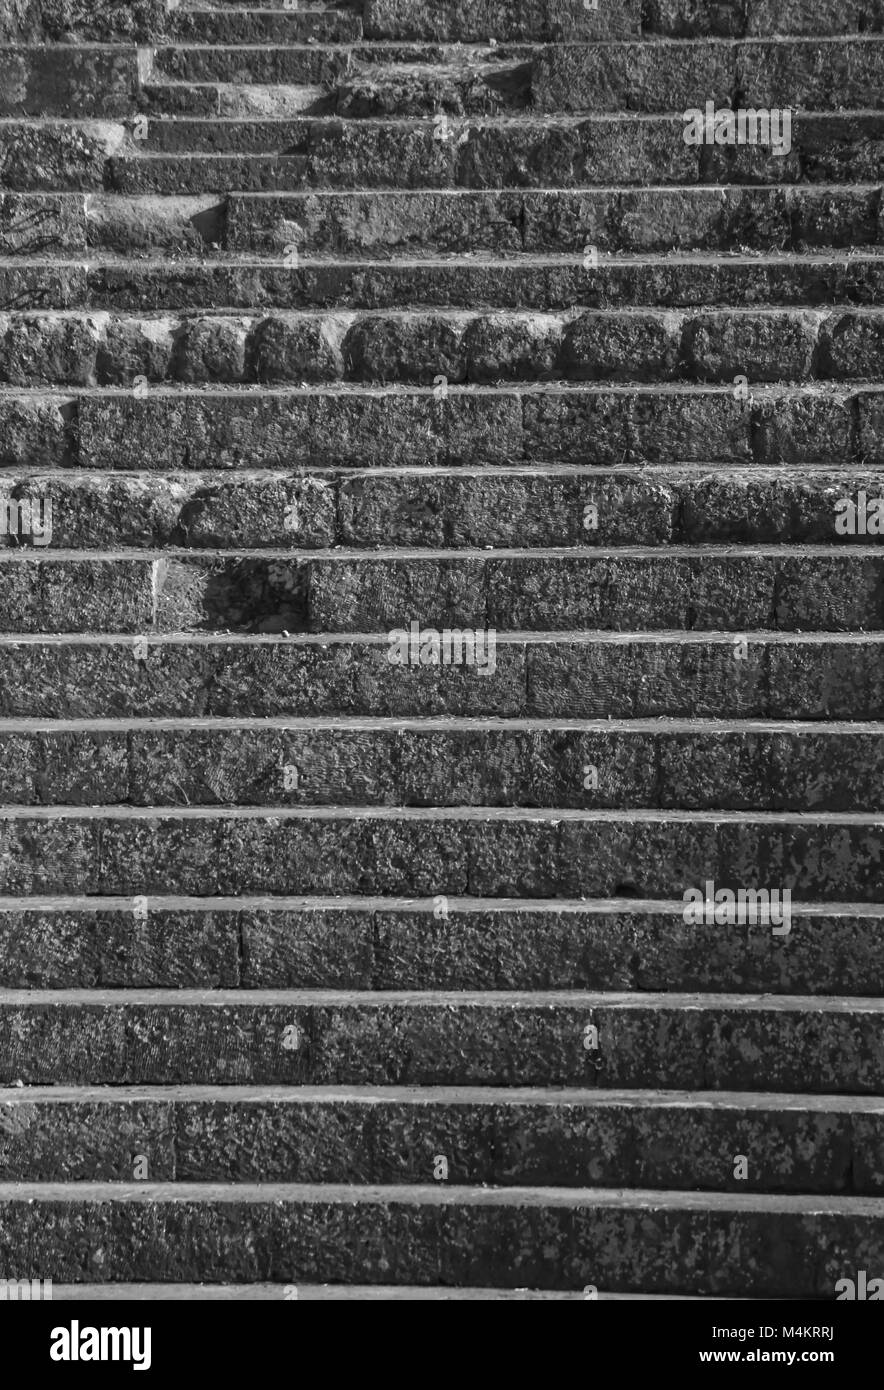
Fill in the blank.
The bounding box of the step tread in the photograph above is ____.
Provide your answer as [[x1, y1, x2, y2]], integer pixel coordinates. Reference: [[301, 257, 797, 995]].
[[3, 988, 884, 1006], [7, 249, 884, 266], [2, 380, 879, 395], [44, 1283, 734, 1299], [1, 805, 882, 821], [3, 1181, 883, 1211], [3, 629, 881, 642], [0, 892, 881, 911], [2, 716, 883, 731], [1, 543, 880, 557], [4, 1084, 884, 1109]]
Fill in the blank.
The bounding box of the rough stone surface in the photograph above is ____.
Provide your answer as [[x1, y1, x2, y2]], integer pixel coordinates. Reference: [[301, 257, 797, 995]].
[[1, 0, 881, 1301], [0, 637, 881, 720], [0, 811, 879, 900]]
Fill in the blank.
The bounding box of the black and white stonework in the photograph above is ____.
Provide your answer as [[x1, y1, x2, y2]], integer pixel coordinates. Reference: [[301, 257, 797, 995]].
[[0, 0, 881, 1307]]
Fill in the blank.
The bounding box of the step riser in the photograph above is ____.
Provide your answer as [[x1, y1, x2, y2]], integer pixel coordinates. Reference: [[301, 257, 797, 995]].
[[56, 389, 884, 470], [0, 0, 163, 43], [169, 14, 365, 44], [8, 308, 884, 387], [140, 81, 331, 118], [5, 0, 880, 43], [0, 124, 126, 196], [2, 727, 883, 811], [150, 48, 353, 88], [1, 1096, 880, 1191], [0, 553, 881, 634], [143, 64, 535, 122], [0, 817, 880, 901], [138, 40, 884, 114], [1, 640, 878, 721], [3, 907, 884, 994], [369, 0, 884, 40], [364, 0, 642, 42], [4, 471, 883, 549], [0, 999, 882, 1089], [2, 1191, 879, 1296], [125, 111, 881, 168], [7, 259, 884, 314], [102, 118, 884, 192], [79, 194, 230, 261], [0, 50, 138, 118], [225, 188, 884, 258], [533, 40, 884, 114], [213, 78, 528, 122], [8, 4, 364, 46], [648, 0, 884, 39]]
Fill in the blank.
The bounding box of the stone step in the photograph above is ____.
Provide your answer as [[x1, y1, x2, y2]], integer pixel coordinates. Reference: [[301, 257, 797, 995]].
[[0, 809, 880, 901], [1, 1085, 882, 1191], [124, 108, 870, 166], [330, 59, 534, 120], [0, 1181, 878, 1294], [2, 896, 883, 993], [142, 39, 884, 116], [140, 81, 330, 117], [0, 0, 165, 43], [207, 1, 356, 7], [143, 64, 533, 120], [0, 121, 128, 194], [5, 183, 861, 259], [647, 0, 884, 39], [366, 0, 884, 41], [179, 0, 884, 44], [8, 306, 884, 387], [0, 633, 879, 721], [363, 0, 641, 42], [102, 114, 884, 191], [3, 0, 879, 1310], [1, 718, 883, 810], [533, 38, 884, 114], [225, 186, 884, 257], [18, 383, 874, 471], [149, 43, 354, 85], [4, 466, 882, 549], [169, 7, 365, 43], [6, 253, 884, 315], [0, 1, 877, 50], [0, 195, 235, 259], [34, 1283, 734, 1300], [0, 989, 883, 1088], [0, 548, 880, 633], [0, 49, 139, 119]]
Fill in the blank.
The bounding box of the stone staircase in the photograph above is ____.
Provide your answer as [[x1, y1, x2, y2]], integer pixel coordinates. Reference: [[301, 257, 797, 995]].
[[0, 0, 882, 1299]]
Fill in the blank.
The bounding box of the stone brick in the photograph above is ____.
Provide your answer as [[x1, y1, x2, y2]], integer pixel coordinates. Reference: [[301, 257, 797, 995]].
[[0, 313, 99, 387], [562, 311, 681, 382], [249, 315, 344, 384]]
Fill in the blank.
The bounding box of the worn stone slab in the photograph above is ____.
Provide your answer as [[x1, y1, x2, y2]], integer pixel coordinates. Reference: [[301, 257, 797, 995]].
[[364, 0, 641, 41], [0, 0, 165, 42], [0, 551, 867, 634], [645, 0, 884, 36], [1, 636, 881, 720], [1, 1087, 880, 1191], [2, 903, 884, 996], [0, 48, 139, 118], [70, 386, 872, 468], [533, 39, 884, 113], [0, 1183, 881, 1294], [2, 724, 882, 811], [0, 810, 879, 899], [0, 992, 883, 1091]]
